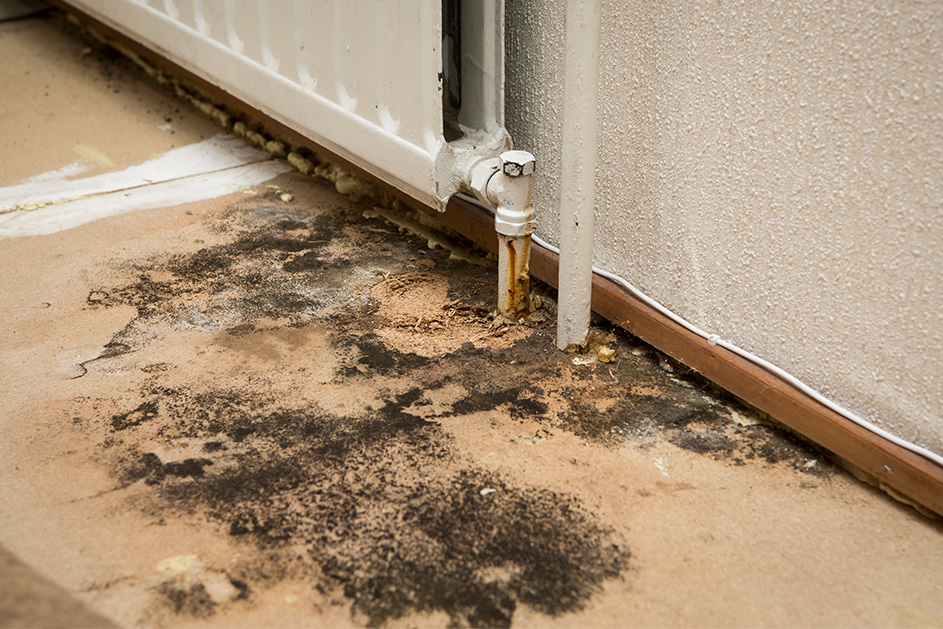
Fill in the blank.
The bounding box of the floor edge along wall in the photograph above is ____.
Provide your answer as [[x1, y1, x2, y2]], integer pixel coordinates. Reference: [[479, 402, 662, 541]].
[[52, 1, 943, 519]]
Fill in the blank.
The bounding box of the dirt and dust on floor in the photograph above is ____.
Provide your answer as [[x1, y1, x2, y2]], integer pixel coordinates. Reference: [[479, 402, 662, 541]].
[[2, 9, 943, 629]]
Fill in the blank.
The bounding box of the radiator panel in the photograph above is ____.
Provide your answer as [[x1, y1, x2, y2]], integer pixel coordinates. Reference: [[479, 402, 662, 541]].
[[66, 0, 482, 208]]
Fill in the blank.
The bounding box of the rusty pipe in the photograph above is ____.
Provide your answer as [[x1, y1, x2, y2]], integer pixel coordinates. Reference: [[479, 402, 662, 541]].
[[467, 150, 536, 319], [497, 233, 531, 317]]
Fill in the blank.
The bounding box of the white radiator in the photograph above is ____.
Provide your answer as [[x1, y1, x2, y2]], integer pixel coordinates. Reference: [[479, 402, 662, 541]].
[[65, 0, 508, 209]]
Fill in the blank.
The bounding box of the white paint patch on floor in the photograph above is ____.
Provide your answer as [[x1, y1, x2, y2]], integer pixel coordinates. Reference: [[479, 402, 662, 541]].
[[0, 162, 290, 240], [0, 134, 290, 239], [71, 144, 116, 169], [12, 162, 90, 186]]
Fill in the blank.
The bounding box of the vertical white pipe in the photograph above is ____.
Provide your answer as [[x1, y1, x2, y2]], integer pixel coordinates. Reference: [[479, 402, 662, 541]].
[[557, 0, 601, 349]]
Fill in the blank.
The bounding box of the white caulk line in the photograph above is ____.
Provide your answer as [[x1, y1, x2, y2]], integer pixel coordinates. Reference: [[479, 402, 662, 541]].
[[3, 161, 266, 217], [0, 134, 272, 213], [0, 160, 291, 240]]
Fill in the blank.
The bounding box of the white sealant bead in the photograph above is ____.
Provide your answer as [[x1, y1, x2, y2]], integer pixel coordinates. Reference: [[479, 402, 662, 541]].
[[707, 334, 720, 346]]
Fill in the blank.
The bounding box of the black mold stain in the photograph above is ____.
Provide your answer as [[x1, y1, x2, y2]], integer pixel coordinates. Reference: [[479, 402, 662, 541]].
[[334, 469, 627, 628], [552, 382, 830, 474], [742, 425, 834, 476], [87, 290, 108, 304], [109, 384, 628, 627], [84, 201, 404, 336], [163, 458, 213, 478], [96, 341, 131, 361], [556, 398, 725, 447], [450, 387, 548, 420], [282, 252, 353, 273], [156, 578, 216, 618], [118, 452, 214, 485], [118, 451, 164, 485], [79, 191, 836, 625], [275, 219, 308, 231], [111, 401, 159, 431], [351, 333, 429, 374], [377, 387, 429, 424], [670, 430, 737, 455]]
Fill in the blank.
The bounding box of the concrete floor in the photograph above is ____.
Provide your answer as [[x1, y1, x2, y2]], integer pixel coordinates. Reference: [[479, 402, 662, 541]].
[[2, 12, 943, 629]]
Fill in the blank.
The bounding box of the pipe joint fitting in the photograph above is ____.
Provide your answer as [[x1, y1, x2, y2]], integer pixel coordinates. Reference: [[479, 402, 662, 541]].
[[467, 152, 536, 238], [488, 152, 536, 238], [467, 157, 501, 208], [464, 151, 537, 320], [500, 150, 536, 178], [493, 200, 535, 238]]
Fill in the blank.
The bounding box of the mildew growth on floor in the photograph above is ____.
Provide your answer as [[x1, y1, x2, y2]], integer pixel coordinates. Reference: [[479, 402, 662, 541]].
[[67, 179, 832, 626], [102, 381, 628, 627]]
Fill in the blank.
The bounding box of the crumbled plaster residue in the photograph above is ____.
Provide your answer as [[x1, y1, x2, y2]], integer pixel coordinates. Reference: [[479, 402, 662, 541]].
[[73, 19, 357, 197], [365, 204, 493, 268]]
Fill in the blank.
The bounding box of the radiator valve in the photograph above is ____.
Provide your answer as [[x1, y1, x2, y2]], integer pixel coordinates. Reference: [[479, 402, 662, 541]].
[[467, 150, 537, 318]]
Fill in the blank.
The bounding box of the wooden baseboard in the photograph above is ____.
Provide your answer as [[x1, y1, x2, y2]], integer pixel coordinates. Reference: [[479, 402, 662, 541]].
[[53, 1, 943, 518]]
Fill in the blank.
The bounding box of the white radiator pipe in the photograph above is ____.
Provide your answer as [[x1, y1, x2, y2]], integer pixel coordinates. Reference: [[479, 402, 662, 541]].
[[467, 150, 537, 318], [556, 0, 602, 350]]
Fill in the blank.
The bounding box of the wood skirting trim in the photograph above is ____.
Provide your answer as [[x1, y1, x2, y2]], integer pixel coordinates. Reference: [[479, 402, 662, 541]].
[[55, 1, 943, 517]]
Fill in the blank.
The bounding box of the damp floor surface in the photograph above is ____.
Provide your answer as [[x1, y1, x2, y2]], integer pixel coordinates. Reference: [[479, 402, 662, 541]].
[[2, 12, 943, 629]]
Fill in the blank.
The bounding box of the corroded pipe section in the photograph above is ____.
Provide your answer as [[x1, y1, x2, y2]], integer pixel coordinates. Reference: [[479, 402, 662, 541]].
[[468, 150, 536, 319], [498, 233, 531, 318]]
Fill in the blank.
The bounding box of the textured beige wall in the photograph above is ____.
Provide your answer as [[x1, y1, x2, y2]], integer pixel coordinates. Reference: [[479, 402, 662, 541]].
[[506, 0, 943, 456]]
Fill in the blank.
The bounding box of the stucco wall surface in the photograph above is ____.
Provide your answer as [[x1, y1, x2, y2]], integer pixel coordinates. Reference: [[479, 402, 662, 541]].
[[506, 0, 943, 456]]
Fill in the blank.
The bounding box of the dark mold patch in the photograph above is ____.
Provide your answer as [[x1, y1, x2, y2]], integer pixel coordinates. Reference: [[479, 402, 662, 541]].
[[350, 333, 429, 374], [670, 429, 737, 455], [117, 451, 164, 486], [87, 290, 109, 304], [275, 219, 308, 231], [281, 251, 328, 273], [111, 401, 159, 431], [96, 341, 131, 361], [156, 578, 216, 618], [163, 458, 213, 478], [167, 246, 236, 280], [376, 387, 430, 425], [450, 387, 548, 420], [503, 323, 837, 476], [117, 452, 214, 485], [742, 424, 834, 476], [84, 201, 412, 360], [282, 252, 352, 273], [556, 398, 729, 448], [107, 384, 627, 627], [74, 181, 838, 627], [387, 470, 628, 627]]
